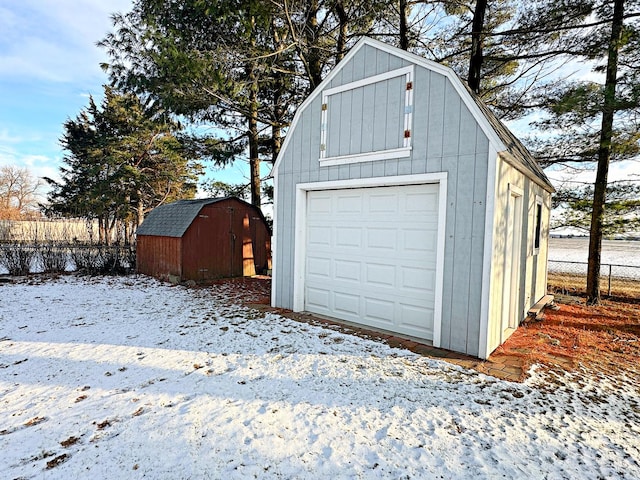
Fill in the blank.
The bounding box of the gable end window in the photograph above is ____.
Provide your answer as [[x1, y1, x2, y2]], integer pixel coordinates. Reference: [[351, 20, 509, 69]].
[[319, 66, 414, 166]]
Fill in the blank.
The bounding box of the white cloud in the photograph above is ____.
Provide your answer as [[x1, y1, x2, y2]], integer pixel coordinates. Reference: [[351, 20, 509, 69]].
[[0, 0, 133, 84]]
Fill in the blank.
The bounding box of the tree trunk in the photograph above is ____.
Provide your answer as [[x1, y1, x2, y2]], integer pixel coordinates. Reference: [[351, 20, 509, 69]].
[[399, 0, 409, 50], [305, 0, 323, 90], [468, 0, 488, 94], [247, 13, 261, 208], [248, 70, 261, 207], [586, 0, 625, 305], [335, 1, 349, 62]]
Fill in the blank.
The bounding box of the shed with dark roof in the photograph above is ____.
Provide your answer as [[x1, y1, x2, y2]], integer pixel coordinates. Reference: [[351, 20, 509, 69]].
[[271, 37, 554, 359], [136, 197, 271, 282]]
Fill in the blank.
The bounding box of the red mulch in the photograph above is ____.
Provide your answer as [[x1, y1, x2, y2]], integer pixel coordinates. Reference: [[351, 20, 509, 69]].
[[495, 296, 640, 378]]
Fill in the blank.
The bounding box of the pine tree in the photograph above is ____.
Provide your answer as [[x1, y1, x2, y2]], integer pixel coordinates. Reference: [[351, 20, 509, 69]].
[[523, 0, 640, 303], [47, 87, 201, 243]]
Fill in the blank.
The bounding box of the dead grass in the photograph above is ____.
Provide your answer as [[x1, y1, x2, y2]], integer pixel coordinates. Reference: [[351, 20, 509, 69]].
[[548, 271, 640, 300], [496, 296, 640, 378]]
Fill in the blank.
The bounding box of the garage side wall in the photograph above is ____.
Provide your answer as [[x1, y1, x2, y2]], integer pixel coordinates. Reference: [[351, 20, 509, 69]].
[[274, 45, 490, 356], [486, 159, 552, 355]]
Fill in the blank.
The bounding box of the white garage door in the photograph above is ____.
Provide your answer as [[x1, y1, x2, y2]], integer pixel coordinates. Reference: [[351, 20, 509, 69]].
[[304, 183, 439, 340]]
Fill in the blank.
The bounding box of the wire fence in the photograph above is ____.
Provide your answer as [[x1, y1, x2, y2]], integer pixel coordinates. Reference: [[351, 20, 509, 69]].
[[548, 259, 640, 299]]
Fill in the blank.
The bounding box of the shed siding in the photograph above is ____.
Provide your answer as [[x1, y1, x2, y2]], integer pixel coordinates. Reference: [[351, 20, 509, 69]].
[[486, 158, 551, 355], [136, 236, 182, 280], [275, 50, 490, 356]]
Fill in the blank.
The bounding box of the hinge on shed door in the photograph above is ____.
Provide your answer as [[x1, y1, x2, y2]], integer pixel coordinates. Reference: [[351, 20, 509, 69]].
[[406, 81, 413, 90], [321, 103, 328, 111], [404, 130, 411, 138]]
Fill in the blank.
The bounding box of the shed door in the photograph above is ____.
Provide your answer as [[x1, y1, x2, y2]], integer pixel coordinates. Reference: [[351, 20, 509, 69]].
[[304, 184, 439, 340]]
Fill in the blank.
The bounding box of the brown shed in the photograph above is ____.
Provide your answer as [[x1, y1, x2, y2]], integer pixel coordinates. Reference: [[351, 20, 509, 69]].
[[136, 197, 271, 282]]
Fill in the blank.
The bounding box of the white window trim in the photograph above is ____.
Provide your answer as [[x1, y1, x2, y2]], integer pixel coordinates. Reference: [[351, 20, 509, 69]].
[[319, 147, 412, 167], [320, 66, 414, 163], [292, 173, 447, 349]]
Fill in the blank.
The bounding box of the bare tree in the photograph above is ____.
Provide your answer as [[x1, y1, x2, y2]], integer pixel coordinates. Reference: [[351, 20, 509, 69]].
[[0, 165, 42, 219]]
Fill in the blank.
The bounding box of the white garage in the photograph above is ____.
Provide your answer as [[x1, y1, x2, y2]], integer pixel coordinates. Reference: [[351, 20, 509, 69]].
[[272, 37, 553, 359]]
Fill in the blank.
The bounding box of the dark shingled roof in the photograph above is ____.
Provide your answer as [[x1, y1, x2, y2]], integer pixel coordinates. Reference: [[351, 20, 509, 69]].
[[466, 86, 554, 193], [136, 198, 230, 238]]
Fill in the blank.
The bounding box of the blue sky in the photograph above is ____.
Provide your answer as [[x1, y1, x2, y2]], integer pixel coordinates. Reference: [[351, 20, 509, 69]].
[[0, 0, 248, 199], [0, 0, 131, 184]]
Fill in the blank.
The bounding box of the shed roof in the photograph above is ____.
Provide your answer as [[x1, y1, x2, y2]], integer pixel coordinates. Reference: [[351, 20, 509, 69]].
[[466, 88, 554, 192], [136, 197, 230, 238]]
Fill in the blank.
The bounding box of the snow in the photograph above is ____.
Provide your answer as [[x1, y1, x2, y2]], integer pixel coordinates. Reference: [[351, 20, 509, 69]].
[[549, 238, 640, 267], [1, 275, 639, 479]]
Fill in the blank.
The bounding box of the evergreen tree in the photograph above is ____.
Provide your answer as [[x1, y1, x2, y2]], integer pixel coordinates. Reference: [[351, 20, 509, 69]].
[[47, 87, 201, 243], [101, 0, 297, 207], [552, 182, 640, 235], [524, 0, 640, 303]]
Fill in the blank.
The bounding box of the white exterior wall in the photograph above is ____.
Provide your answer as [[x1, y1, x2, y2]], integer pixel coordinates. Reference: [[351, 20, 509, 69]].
[[484, 157, 552, 357]]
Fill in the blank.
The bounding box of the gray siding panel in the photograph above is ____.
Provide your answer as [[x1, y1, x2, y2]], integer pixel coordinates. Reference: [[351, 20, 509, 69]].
[[364, 45, 377, 76], [375, 49, 390, 75], [458, 103, 478, 156], [350, 87, 364, 153], [351, 47, 366, 83], [442, 82, 461, 158], [448, 154, 475, 353], [338, 89, 353, 156], [361, 84, 375, 152], [426, 73, 446, 162], [372, 81, 388, 151]]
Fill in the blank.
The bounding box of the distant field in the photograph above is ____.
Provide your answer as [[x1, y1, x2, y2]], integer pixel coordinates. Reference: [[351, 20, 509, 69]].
[[549, 237, 640, 266]]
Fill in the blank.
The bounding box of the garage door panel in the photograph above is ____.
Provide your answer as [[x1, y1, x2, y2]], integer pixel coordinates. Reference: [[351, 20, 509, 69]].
[[369, 192, 399, 213], [365, 263, 396, 287], [307, 287, 330, 311], [401, 228, 437, 253], [334, 259, 361, 282], [307, 256, 331, 278], [401, 266, 435, 292], [366, 228, 397, 250], [399, 302, 434, 336], [308, 194, 332, 214], [404, 191, 438, 213], [363, 297, 395, 324], [336, 227, 362, 248], [334, 292, 360, 316], [308, 226, 331, 247], [305, 184, 439, 341], [336, 194, 363, 213]]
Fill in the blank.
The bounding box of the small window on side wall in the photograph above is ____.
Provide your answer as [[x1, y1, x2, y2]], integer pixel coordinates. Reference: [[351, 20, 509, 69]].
[[534, 196, 543, 254]]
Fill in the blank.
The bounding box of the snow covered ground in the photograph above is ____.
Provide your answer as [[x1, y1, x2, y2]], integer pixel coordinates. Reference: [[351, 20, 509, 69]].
[[549, 238, 640, 267], [1, 275, 639, 479]]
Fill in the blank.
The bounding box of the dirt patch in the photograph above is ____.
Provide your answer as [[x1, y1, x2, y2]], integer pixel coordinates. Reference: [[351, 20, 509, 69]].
[[46, 453, 69, 469]]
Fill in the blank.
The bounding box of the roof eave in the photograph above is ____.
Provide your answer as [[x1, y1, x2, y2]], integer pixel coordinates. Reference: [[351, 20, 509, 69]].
[[498, 152, 555, 193]]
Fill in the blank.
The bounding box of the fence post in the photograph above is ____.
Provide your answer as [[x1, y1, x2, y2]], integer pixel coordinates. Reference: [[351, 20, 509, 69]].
[[608, 264, 612, 296]]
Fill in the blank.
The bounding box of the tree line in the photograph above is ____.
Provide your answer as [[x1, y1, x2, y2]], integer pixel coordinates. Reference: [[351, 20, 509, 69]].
[[45, 0, 639, 304]]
